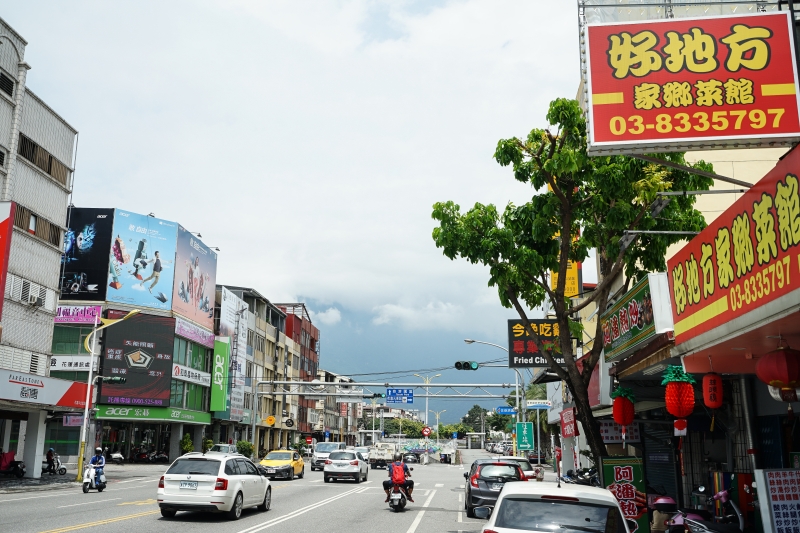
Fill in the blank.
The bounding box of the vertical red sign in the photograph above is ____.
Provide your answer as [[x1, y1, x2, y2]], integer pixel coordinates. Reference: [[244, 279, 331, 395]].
[[0, 202, 16, 322]]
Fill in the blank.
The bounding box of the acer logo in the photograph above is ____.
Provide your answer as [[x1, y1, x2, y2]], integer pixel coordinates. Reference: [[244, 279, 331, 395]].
[[214, 354, 225, 387], [105, 408, 131, 416], [97, 215, 107, 218]]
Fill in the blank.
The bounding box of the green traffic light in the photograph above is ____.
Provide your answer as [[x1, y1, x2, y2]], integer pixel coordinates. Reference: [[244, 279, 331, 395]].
[[469, 361, 479, 370], [455, 361, 479, 370]]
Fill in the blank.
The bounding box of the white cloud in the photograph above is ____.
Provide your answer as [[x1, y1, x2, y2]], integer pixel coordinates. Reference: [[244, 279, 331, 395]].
[[312, 307, 342, 326], [372, 301, 463, 330]]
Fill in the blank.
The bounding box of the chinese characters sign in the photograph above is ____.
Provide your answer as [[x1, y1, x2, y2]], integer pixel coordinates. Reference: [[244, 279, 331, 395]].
[[599, 420, 641, 444], [560, 407, 579, 439], [96, 404, 211, 424], [600, 273, 673, 362], [54, 305, 102, 324], [755, 469, 800, 533], [600, 457, 650, 533], [585, 12, 800, 154], [667, 144, 800, 344], [516, 421, 534, 451], [507, 319, 565, 368], [386, 388, 414, 404], [1, 369, 93, 409]]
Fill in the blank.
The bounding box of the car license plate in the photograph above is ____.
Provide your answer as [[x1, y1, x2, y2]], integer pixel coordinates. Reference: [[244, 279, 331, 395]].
[[490, 483, 503, 491], [180, 481, 198, 489], [267, 468, 275, 473]]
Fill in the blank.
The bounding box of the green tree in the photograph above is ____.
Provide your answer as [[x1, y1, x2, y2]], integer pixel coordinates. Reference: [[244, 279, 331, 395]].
[[432, 98, 711, 463], [383, 418, 424, 438], [486, 412, 512, 432], [236, 440, 254, 460], [461, 404, 487, 431], [180, 433, 194, 455]]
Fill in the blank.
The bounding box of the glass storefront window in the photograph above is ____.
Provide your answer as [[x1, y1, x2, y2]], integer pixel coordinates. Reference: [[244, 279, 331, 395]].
[[52, 325, 94, 354], [170, 380, 185, 407], [45, 422, 80, 455]]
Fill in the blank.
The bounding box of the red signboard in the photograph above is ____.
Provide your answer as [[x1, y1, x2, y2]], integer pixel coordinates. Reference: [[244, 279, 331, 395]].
[[305, 436, 313, 445], [422, 426, 431, 437], [585, 12, 800, 154], [560, 407, 579, 439], [668, 144, 800, 344], [0, 202, 15, 322]]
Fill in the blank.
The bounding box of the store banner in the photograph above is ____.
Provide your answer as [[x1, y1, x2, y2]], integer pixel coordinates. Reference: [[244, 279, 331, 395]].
[[600, 457, 649, 532], [50, 355, 95, 372], [560, 407, 579, 438], [211, 338, 230, 412], [171, 226, 217, 330], [99, 313, 175, 407], [63, 415, 83, 427], [601, 273, 674, 363], [60, 207, 114, 302], [754, 469, 800, 533], [668, 144, 800, 345], [507, 319, 565, 368], [599, 421, 641, 444], [219, 287, 247, 420], [174, 316, 214, 349], [585, 12, 800, 155], [106, 209, 178, 311], [0, 370, 92, 409], [54, 305, 103, 324], [0, 202, 13, 321], [96, 404, 211, 424], [172, 363, 210, 387]]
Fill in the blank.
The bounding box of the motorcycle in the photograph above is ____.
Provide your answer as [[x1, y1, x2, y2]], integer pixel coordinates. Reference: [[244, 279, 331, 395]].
[[683, 483, 744, 533], [129, 447, 149, 463], [41, 452, 67, 475], [388, 467, 413, 512], [0, 451, 25, 478], [109, 451, 125, 465], [667, 486, 715, 532], [152, 450, 169, 463], [82, 463, 107, 493]]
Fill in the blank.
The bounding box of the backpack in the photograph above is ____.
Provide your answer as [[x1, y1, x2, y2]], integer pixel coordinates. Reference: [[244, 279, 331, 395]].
[[390, 462, 406, 485]]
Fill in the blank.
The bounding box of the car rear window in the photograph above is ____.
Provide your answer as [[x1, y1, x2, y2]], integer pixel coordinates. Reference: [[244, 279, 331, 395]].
[[494, 498, 626, 533], [315, 443, 341, 452], [479, 464, 521, 480], [166, 459, 220, 476], [329, 452, 356, 460]]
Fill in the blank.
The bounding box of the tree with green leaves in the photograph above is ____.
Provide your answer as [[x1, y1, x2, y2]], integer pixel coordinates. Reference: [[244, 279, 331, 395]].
[[461, 404, 488, 432], [432, 98, 711, 463]]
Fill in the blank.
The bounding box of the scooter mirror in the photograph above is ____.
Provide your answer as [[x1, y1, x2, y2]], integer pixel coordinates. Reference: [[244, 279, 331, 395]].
[[698, 486, 705, 492]]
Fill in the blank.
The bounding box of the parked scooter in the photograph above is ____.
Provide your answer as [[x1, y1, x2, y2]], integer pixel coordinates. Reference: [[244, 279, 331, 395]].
[[41, 452, 67, 475], [683, 483, 744, 533], [82, 463, 107, 493], [667, 486, 715, 532], [129, 447, 149, 463], [0, 451, 25, 478], [109, 450, 125, 465], [151, 450, 169, 463]]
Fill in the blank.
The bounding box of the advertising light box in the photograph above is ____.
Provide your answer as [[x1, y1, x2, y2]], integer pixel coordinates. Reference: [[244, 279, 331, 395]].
[[584, 12, 800, 154]]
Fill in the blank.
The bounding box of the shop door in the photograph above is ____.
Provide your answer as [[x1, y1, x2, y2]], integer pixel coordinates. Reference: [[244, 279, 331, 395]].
[[643, 424, 680, 504]]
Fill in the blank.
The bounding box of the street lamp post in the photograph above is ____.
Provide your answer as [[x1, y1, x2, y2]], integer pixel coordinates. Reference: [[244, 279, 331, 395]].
[[414, 373, 440, 466], [463, 339, 526, 423], [429, 409, 446, 445], [76, 309, 140, 482]]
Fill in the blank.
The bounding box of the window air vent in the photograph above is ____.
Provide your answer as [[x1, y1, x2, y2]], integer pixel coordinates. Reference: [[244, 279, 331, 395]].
[[0, 73, 13, 98]]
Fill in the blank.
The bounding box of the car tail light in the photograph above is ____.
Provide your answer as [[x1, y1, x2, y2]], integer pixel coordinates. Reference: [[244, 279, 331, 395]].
[[349, 460, 359, 466], [470, 473, 480, 488], [482, 530, 499, 533], [215, 477, 228, 490], [325, 459, 332, 465], [158, 476, 164, 488]]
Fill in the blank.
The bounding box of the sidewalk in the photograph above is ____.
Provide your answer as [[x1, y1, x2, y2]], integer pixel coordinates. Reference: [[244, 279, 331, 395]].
[[0, 462, 166, 494]]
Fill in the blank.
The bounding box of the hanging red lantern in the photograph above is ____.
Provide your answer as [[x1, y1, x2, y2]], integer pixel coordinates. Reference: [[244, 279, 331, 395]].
[[662, 366, 696, 419], [702, 373, 723, 409], [756, 347, 800, 390], [611, 387, 636, 439]]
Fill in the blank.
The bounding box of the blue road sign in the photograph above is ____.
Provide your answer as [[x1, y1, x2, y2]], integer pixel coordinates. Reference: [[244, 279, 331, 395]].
[[386, 388, 414, 404], [496, 406, 517, 415], [324, 430, 330, 439], [452, 432, 458, 439]]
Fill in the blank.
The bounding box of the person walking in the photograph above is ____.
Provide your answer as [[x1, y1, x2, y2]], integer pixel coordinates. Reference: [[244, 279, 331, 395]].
[[140, 251, 162, 292]]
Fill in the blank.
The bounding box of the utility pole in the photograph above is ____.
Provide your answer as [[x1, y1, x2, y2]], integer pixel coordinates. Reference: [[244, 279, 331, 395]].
[[480, 409, 485, 450]]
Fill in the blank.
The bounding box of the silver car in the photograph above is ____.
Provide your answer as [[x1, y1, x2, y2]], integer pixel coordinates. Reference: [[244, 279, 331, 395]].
[[323, 451, 369, 483], [492, 456, 535, 479]]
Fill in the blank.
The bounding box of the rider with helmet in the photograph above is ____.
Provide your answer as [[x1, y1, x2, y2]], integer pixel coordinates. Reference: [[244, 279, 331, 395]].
[[383, 452, 414, 503], [89, 447, 106, 476], [46, 448, 55, 475]]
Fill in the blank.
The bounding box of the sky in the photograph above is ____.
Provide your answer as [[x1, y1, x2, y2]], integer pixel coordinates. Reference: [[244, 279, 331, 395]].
[[4, 1, 586, 424]]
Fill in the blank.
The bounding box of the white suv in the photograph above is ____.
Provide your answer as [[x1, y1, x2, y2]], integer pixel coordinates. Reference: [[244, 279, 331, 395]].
[[157, 454, 271, 520]]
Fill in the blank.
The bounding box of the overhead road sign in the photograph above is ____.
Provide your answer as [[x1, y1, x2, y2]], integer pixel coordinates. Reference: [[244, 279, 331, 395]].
[[386, 388, 414, 404], [526, 400, 552, 409], [496, 406, 517, 415]]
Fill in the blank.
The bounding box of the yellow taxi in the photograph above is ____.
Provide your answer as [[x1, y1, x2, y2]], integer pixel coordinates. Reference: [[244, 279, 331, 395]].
[[259, 449, 304, 480]]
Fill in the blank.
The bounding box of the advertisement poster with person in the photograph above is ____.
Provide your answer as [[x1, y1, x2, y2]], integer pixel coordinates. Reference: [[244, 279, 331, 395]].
[[60, 207, 115, 301], [106, 209, 178, 311], [171, 226, 217, 330], [98, 313, 176, 406]]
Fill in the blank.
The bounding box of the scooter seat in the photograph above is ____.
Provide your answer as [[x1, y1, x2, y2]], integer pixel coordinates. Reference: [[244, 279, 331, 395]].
[[679, 509, 713, 521]]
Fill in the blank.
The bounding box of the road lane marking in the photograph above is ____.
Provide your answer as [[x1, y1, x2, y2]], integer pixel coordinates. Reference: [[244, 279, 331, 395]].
[[458, 511, 462, 522], [435, 483, 444, 487], [37, 510, 160, 532], [458, 493, 463, 502], [309, 479, 322, 483], [57, 498, 121, 508], [405, 489, 436, 533], [118, 498, 157, 506], [235, 487, 362, 533]]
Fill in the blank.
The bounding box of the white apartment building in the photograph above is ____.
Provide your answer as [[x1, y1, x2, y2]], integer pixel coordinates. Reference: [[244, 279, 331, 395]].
[[0, 16, 81, 477]]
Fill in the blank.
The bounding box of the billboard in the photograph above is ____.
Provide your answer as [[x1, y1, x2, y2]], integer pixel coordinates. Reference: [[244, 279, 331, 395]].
[[507, 319, 565, 368], [584, 12, 800, 154], [106, 209, 178, 311], [172, 226, 217, 329], [210, 338, 229, 412], [668, 144, 800, 345], [54, 305, 102, 324], [219, 287, 247, 421], [98, 313, 175, 407], [61, 207, 114, 301], [1, 369, 93, 409], [0, 202, 14, 321]]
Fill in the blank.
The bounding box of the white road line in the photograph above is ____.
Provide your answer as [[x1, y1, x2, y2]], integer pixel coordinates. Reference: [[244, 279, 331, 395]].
[[458, 511, 462, 522], [435, 483, 444, 487], [0, 491, 86, 504], [58, 497, 121, 508], [115, 479, 141, 484], [309, 479, 322, 483], [235, 487, 362, 533], [422, 490, 430, 496], [458, 493, 463, 502], [405, 489, 436, 533]]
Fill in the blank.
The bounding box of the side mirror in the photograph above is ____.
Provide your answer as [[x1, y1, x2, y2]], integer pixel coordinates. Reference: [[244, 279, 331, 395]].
[[473, 507, 492, 519], [463, 472, 469, 479]]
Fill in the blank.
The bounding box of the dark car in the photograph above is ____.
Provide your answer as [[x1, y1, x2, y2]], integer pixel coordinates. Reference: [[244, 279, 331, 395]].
[[463, 461, 526, 518], [403, 454, 419, 463], [525, 451, 548, 465]]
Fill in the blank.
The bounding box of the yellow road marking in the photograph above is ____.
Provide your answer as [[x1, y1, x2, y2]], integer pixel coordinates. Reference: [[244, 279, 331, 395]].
[[118, 498, 157, 506], [38, 510, 159, 533], [592, 92, 624, 105], [761, 83, 796, 96]]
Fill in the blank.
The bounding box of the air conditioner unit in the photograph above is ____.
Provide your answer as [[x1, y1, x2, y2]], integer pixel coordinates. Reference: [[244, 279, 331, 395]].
[[27, 294, 42, 306]]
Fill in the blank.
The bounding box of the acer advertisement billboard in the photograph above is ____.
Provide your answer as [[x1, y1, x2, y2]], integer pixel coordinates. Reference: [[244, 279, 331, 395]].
[[584, 12, 800, 154]]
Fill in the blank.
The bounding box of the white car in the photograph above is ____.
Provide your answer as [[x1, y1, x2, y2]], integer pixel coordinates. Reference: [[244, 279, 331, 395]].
[[355, 446, 370, 461], [157, 453, 271, 520], [473, 482, 630, 533], [323, 450, 369, 483], [491, 456, 536, 480]]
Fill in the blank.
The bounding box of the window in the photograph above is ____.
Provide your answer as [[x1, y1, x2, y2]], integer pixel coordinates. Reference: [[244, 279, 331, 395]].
[[493, 499, 626, 533], [224, 460, 239, 476], [170, 380, 185, 408], [0, 72, 13, 98], [0, 150, 5, 168], [167, 459, 220, 476], [13, 204, 62, 247], [28, 214, 36, 235], [17, 133, 70, 188]]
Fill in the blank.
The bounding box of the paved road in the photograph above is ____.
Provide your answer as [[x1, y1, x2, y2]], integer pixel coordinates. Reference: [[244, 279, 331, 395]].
[[4, 453, 497, 533]]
